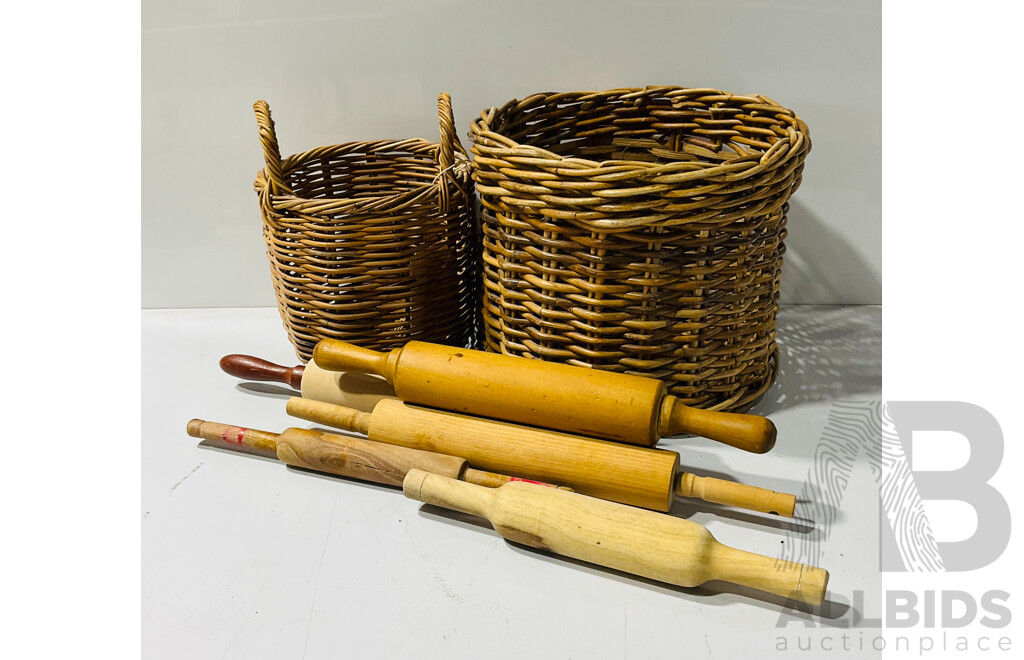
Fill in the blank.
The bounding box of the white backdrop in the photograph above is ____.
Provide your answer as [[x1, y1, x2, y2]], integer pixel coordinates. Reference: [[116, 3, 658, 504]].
[[142, 0, 880, 308]]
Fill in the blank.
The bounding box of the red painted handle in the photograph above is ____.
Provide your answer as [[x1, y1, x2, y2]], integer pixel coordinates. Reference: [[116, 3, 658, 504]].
[[219, 354, 304, 390]]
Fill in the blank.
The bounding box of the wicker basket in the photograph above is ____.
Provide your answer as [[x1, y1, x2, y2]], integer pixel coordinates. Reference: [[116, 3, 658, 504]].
[[469, 87, 810, 411], [253, 94, 478, 362]]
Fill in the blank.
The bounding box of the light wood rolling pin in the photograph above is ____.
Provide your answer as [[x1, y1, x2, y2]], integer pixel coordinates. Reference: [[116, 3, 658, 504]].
[[286, 397, 796, 516], [312, 339, 776, 452], [404, 469, 828, 605], [219, 354, 396, 412], [185, 419, 563, 490]]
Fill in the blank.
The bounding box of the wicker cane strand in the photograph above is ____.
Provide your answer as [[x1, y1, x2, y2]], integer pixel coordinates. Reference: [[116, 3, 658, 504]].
[[254, 94, 477, 361], [469, 87, 810, 411]]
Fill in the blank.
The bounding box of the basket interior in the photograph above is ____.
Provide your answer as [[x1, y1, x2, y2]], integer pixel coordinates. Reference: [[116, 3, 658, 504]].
[[496, 93, 794, 166], [284, 146, 444, 201]]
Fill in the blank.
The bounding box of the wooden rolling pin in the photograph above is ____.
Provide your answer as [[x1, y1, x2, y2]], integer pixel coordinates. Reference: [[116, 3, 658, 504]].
[[186, 419, 562, 490], [219, 354, 396, 412], [313, 339, 776, 452], [404, 470, 828, 605], [286, 397, 796, 516]]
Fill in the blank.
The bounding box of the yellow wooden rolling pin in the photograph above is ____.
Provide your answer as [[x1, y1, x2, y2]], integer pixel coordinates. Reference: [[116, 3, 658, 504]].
[[312, 339, 776, 452], [404, 469, 828, 605], [185, 419, 563, 490], [286, 397, 796, 516]]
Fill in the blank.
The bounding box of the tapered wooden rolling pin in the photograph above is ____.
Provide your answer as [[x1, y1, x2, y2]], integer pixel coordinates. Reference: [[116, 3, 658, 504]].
[[312, 339, 776, 452], [404, 470, 828, 605], [219, 354, 396, 412], [185, 419, 562, 490], [287, 397, 796, 516]]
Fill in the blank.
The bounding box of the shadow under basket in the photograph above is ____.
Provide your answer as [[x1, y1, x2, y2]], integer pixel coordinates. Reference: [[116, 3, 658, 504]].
[[253, 94, 478, 362], [469, 87, 811, 411]]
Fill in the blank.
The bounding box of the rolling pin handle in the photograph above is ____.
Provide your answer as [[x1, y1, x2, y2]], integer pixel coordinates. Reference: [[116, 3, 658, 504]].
[[661, 398, 777, 454], [313, 340, 397, 381], [219, 354, 304, 390], [404, 468, 494, 520], [286, 397, 372, 435], [709, 545, 829, 605], [675, 472, 797, 517], [185, 418, 281, 454], [461, 468, 571, 491]]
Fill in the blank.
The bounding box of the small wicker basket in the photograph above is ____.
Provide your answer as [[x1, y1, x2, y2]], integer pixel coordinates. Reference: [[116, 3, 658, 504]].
[[254, 94, 478, 362], [469, 87, 810, 411]]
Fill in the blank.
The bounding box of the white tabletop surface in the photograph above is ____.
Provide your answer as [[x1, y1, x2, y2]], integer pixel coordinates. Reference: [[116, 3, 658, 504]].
[[143, 305, 882, 659]]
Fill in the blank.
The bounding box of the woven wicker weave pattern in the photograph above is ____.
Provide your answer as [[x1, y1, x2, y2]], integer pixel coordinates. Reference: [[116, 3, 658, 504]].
[[254, 94, 478, 362], [469, 87, 810, 411]]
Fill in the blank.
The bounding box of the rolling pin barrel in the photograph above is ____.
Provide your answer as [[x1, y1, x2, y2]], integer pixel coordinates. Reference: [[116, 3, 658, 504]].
[[288, 397, 679, 511], [299, 363, 396, 411], [275, 428, 467, 487], [314, 340, 659, 446], [404, 470, 828, 605], [312, 339, 775, 452], [286, 398, 797, 516]]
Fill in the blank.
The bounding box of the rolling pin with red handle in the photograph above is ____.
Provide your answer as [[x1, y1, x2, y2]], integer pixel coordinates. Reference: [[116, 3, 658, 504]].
[[286, 397, 796, 516], [404, 469, 828, 605], [219, 354, 396, 412], [312, 339, 776, 452], [185, 419, 562, 490]]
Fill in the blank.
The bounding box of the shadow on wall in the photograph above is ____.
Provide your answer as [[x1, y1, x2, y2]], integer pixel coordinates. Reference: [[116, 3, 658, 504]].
[[782, 198, 881, 305], [750, 306, 882, 417]]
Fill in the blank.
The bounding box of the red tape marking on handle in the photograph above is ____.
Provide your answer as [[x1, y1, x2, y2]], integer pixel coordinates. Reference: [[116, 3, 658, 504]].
[[509, 477, 557, 488], [220, 426, 247, 445]]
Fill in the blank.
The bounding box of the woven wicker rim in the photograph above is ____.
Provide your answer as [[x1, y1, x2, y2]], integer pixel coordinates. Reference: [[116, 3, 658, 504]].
[[255, 95, 470, 217], [470, 86, 809, 231]]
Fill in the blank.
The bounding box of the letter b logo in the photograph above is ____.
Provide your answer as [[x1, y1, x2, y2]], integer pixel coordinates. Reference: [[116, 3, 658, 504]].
[[885, 402, 1010, 571]]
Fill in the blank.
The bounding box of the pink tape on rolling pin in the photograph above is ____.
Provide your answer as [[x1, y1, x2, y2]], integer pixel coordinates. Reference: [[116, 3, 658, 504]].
[[508, 477, 556, 488], [220, 426, 246, 445]]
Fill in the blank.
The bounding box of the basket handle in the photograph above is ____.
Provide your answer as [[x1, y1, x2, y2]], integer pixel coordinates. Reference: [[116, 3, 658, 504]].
[[253, 100, 292, 195], [436, 93, 468, 213]]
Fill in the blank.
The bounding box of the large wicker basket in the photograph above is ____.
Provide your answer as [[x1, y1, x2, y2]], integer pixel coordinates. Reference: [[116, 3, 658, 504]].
[[254, 94, 478, 362], [469, 87, 810, 411]]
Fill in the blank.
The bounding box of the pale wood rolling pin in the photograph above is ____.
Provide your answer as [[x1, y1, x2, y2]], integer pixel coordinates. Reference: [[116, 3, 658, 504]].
[[186, 419, 563, 490], [404, 469, 828, 605], [313, 339, 776, 452], [287, 397, 796, 516], [219, 354, 396, 412]]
